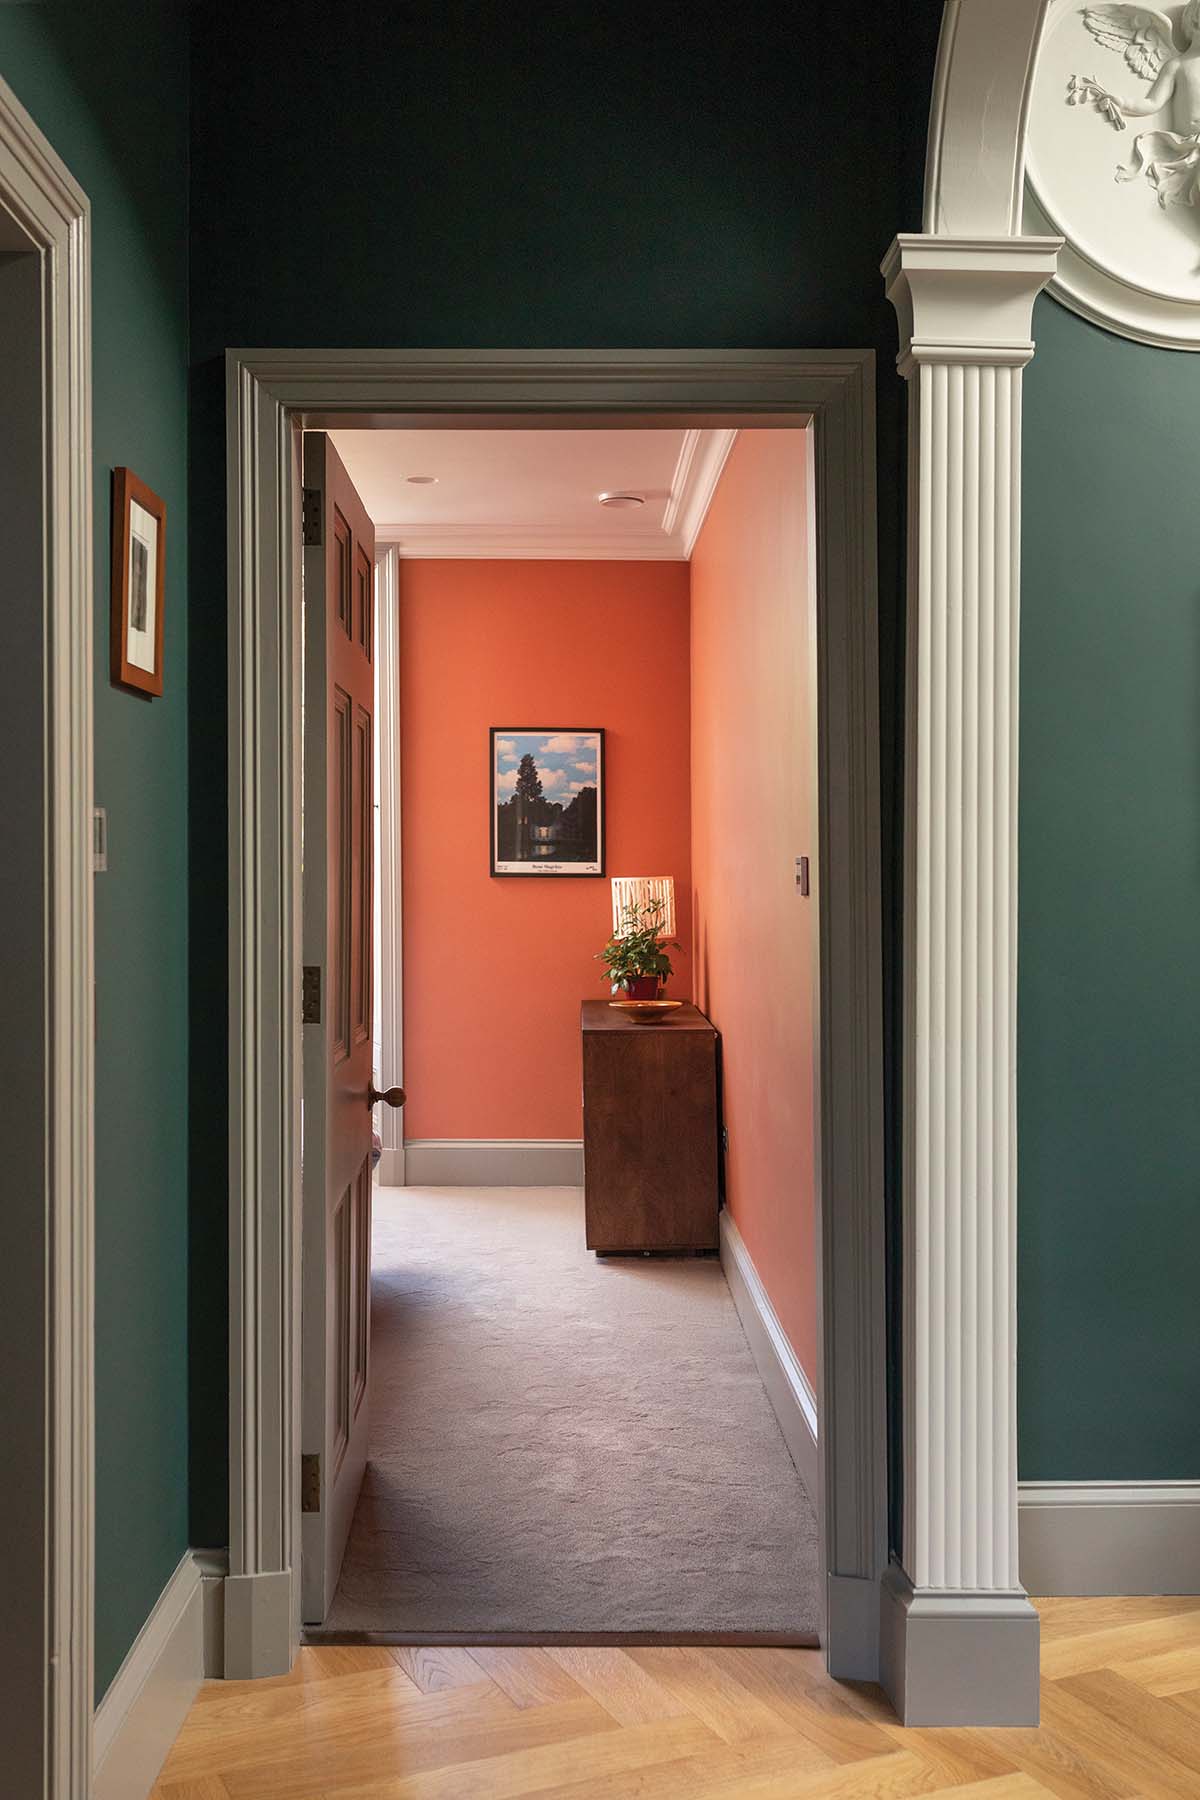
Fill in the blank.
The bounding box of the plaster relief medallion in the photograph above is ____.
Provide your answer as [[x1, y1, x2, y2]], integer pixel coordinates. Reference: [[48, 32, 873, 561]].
[[1025, 0, 1200, 346]]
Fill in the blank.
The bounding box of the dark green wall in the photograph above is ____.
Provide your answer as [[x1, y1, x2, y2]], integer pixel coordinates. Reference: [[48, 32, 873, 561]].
[[0, 5, 191, 1699], [186, 0, 940, 1549], [1019, 296, 1200, 1478]]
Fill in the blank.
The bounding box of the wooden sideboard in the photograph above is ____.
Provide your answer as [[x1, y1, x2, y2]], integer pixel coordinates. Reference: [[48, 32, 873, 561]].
[[580, 999, 720, 1254]]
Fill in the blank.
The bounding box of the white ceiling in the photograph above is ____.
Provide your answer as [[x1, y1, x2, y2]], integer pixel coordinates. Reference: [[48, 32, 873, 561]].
[[328, 427, 736, 560]]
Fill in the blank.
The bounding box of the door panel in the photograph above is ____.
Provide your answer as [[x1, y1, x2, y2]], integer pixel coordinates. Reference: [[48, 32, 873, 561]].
[[302, 433, 377, 1624]]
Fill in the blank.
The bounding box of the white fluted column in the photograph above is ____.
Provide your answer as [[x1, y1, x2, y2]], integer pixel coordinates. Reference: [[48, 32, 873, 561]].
[[881, 234, 1059, 1725]]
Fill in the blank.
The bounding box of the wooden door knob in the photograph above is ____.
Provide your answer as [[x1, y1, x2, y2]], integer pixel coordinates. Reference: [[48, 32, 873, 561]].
[[368, 1083, 406, 1109]]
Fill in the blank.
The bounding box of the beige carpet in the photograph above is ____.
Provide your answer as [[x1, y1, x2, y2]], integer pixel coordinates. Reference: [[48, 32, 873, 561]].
[[321, 1185, 820, 1641]]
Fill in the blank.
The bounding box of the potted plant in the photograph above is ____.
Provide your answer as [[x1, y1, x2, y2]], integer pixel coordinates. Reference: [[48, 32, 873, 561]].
[[597, 896, 679, 999]]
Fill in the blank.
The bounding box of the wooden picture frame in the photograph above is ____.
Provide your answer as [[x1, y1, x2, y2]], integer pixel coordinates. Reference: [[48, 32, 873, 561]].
[[111, 466, 166, 696], [491, 727, 605, 876]]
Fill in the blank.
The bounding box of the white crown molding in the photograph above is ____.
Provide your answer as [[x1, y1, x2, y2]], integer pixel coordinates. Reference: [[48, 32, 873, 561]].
[[670, 426, 737, 556], [375, 525, 689, 559], [376, 426, 737, 559], [659, 427, 701, 537]]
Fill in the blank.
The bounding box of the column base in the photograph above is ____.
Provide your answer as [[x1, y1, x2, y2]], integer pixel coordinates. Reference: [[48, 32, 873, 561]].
[[879, 1565, 1040, 1725]]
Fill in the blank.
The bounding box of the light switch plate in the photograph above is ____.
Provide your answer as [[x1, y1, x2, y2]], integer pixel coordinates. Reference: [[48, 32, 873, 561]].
[[93, 807, 107, 873]]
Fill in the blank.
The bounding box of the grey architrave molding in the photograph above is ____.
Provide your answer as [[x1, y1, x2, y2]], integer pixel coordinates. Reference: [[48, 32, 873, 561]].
[[0, 74, 95, 1797], [374, 545, 404, 1184], [226, 349, 885, 1681]]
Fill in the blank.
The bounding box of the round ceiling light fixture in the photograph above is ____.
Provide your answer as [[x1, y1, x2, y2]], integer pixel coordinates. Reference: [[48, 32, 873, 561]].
[[406, 474, 438, 485], [597, 491, 645, 509]]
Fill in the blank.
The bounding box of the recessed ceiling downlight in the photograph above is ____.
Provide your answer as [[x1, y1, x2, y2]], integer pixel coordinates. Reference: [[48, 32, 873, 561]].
[[598, 491, 645, 509], [407, 474, 438, 485]]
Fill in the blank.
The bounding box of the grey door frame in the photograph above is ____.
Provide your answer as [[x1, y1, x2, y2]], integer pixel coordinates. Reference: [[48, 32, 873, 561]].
[[224, 350, 886, 1680], [0, 72, 95, 1797]]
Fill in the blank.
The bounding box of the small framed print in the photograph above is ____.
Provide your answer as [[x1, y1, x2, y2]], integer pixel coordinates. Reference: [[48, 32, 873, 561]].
[[491, 728, 605, 876], [111, 467, 166, 696]]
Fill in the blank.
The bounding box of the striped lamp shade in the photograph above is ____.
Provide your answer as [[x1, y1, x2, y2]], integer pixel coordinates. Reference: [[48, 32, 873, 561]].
[[611, 876, 676, 939]]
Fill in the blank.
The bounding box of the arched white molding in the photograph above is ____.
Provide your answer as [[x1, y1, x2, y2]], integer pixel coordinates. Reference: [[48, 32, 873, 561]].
[[924, 0, 1050, 235], [882, 0, 1060, 1728]]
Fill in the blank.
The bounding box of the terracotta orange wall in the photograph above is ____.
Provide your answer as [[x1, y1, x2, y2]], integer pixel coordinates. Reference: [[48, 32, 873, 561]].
[[400, 559, 692, 1140], [690, 431, 817, 1379]]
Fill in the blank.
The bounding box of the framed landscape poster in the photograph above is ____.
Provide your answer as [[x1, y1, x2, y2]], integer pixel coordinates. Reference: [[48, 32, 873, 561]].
[[111, 466, 166, 696], [491, 728, 605, 876]]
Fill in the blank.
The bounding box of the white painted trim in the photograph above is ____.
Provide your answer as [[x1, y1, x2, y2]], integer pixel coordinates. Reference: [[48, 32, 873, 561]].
[[225, 369, 304, 1678], [1019, 1481, 1200, 1596], [882, 0, 1060, 1728], [671, 425, 737, 556], [0, 72, 94, 1796], [376, 526, 688, 560], [1023, 181, 1200, 354], [659, 426, 703, 538], [401, 1139, 584, 1188], [93, 1551, 221, 1800], [883, 232, 1057, 1725], [374, 425, 737, 560], [377, 1147, 405, 1186], [375, 545, 404, 1183], [1019, 0, 1200, 352], [719, 1212, 818, 1503], [226, 349, 885, 1685], [923, 0, 1050, 236]]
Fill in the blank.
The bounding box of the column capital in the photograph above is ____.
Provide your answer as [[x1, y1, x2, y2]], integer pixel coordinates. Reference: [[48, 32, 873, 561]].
[[881, 233, 1061, 377]]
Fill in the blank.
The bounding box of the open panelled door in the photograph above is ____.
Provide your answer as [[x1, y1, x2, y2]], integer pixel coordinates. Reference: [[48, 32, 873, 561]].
[[301, 432, 382, 1623]]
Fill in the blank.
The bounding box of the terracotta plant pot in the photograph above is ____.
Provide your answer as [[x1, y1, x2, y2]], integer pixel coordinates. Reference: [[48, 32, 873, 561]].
[[622, 975, 661, 1000]]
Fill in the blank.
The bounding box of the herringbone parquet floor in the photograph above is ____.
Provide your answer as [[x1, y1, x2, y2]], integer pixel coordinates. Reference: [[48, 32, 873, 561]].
[[151, 1597, 1200, 1800]]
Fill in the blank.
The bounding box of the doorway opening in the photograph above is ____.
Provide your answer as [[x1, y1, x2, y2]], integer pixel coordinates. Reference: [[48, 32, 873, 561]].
[[224, 352, 884, 1684], [299, 422, 827, 1644]]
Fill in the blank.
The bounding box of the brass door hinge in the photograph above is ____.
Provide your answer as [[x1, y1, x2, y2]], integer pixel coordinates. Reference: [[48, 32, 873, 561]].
[[302, 486, 322, 547], [302, 965, 321, 1024], [301, 1453, 321, 1514]]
